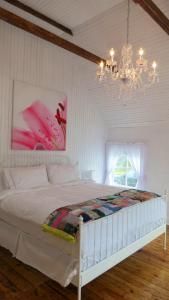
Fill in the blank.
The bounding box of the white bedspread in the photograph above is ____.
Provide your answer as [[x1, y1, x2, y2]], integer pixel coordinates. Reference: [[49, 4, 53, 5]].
[[0, 181, 121, 225], [0, 181, 166, 287]]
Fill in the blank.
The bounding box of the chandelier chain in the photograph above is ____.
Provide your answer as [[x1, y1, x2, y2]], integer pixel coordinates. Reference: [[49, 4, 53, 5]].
[[126, 0, 130, 45]]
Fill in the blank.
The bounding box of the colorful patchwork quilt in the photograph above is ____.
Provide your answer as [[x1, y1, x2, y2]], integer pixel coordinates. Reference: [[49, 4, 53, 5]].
[[42, 189, 160, 243], [114, 189, 160, 201]]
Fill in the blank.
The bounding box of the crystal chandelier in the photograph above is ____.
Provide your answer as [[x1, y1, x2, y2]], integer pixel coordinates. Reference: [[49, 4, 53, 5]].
[[96, 0, 159, 97]]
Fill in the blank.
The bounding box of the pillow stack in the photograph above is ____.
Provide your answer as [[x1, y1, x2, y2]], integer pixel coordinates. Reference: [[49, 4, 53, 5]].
[[0, 163, 80, 191]]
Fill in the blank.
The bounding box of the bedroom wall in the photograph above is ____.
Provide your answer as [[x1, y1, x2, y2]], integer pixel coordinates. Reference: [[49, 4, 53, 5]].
[[0, 21, 106, 183], [68, 0, 169, 221]]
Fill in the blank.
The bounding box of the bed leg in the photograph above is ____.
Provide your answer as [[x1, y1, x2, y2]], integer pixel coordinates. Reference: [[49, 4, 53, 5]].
[[78, 286, 81, 300], [164, 190, 168, 252], [164, 226, 167, 251], [78, 216, 83, 300]]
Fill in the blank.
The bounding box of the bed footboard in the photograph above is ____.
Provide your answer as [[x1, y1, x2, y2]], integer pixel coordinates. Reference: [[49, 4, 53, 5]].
[[76, 193, 167, 300]]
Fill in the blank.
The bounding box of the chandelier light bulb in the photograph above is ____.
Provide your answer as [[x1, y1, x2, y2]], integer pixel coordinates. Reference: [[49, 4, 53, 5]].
[[152, 61, 157, 70], [139, 48, 144, 57], [99, 60, 104, 70], [109, 48, 115, 58]]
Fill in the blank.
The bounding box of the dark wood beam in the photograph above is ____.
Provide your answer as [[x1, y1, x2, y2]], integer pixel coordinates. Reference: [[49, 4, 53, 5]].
[[2, 0, 73, 36], [3, 0, 73, 35], [0, 7, 105, 65], [133, 0, 169, 35]]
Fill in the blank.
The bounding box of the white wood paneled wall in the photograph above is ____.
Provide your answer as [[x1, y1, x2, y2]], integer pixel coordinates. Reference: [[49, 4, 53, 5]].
[[0, 21, 106, 183]]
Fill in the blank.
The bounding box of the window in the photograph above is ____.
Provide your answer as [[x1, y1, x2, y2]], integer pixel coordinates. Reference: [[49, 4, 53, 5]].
[[105, 143, 146, 189], [113, 155, 137, 188]]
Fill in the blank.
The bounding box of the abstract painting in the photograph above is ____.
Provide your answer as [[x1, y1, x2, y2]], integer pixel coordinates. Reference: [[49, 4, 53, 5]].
[[12, 80, 67, 151]]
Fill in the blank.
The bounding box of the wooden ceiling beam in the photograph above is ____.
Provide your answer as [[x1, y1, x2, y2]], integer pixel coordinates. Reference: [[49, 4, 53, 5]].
[[2, 0, 73, 36], [0, 7, 105, 65], [133, 0, 169, 35]]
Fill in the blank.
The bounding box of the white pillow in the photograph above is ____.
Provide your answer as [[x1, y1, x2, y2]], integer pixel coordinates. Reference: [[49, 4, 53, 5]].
[[4, 165, 49, 189], [47, 163, 79, 184]]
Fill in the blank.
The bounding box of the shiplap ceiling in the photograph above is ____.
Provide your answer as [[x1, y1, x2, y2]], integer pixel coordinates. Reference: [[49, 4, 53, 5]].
[[154, 0, 169, 18], [0, 0, 124, 36], [4, 0, 124, 32], [1, 0, 169, 128]]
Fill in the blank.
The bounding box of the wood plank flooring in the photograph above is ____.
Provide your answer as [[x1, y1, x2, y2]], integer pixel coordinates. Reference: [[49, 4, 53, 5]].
[[0, 231, 168, 300]]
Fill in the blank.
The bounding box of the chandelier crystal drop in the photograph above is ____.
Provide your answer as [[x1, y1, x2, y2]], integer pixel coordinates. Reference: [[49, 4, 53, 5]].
[[96, 0, 159, 98]]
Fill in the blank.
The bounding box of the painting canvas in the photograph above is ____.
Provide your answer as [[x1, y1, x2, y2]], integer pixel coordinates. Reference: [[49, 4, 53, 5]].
[[12, 81, 67, 151]]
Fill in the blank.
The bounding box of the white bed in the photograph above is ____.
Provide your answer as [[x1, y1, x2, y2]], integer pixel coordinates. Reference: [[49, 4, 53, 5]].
[[0, 179, 167, 299]]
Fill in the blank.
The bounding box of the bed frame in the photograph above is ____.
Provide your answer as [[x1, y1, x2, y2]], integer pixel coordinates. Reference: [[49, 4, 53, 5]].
[[75, 191, 167, 300], [0, 158, 167, 300]]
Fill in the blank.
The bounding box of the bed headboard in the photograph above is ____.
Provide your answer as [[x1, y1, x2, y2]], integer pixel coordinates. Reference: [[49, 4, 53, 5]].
[[0, 153, 70, 168]]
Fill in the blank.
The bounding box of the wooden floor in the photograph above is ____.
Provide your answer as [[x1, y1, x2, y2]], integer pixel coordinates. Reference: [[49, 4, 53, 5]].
[[0, 231, 169, 300]]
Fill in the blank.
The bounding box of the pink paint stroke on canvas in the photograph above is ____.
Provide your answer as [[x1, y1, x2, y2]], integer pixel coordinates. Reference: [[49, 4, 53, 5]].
[[12, 99, 67, 151]]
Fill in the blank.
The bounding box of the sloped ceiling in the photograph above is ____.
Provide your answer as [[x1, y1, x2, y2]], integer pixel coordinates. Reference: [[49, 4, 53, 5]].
[[1, 0, 169, 128], [0, 0, 124, 35], [71, 0, 169, 128], [19, 0, 124, 28], [153, 0, 169, 18]]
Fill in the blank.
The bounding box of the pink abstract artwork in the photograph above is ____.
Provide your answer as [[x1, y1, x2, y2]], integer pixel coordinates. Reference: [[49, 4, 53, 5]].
[[12, 81, 67, 151]]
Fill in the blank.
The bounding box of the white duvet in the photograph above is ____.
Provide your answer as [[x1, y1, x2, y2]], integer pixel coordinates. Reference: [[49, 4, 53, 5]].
[[0, 181, 121, 226]]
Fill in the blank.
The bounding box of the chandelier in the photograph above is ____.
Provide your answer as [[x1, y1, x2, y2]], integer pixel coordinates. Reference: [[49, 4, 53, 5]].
[[96, 0, 159, 97]]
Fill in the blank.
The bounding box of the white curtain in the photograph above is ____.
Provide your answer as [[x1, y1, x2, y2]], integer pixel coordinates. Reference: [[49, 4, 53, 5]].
[[105, 142, 146, 189], [125, 143, 146, 189], [105, 143, 124, 185]]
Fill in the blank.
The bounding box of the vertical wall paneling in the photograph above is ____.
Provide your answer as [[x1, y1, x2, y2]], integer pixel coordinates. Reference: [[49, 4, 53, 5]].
[[0, 21, 106, 183]]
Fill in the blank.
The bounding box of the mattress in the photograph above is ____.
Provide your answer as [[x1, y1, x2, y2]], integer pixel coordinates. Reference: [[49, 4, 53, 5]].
[[0, 181, 166, 286]]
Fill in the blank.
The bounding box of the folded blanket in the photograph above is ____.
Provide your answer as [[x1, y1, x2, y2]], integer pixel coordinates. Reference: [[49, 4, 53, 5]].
[[42, 189, 160, 243], [114, 189, 160, 201]]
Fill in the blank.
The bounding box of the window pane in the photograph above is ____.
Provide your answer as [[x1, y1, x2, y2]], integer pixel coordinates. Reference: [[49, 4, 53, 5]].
[[114, 155, 128, 176], [116, 156, 127, 168], [114, 168, 127, 175], [114, 175, 126, 186], [127, 177, 137, 187], [127, 169, 137, 187], [113, 154, 138, 188]]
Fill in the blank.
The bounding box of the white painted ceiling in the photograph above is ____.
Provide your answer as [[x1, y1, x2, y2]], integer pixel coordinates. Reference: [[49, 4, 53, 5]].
[[0, 0, 124, 36], [19, 0, 124, 29]]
